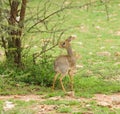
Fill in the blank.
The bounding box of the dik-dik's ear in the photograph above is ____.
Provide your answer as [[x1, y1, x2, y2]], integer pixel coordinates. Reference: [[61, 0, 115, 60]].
[[67, 35, 77, 42]]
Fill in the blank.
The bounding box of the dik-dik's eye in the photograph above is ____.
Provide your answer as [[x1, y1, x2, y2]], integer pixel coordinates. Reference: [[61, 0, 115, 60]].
[[62, 42, 66, 46]]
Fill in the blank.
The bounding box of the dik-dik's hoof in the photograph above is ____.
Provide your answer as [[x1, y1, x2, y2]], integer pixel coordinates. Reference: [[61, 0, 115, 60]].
[[66, 91, 75, 98]]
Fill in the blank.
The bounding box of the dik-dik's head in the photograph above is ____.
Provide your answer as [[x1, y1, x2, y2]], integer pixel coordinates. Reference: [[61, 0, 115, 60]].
[[59, 35, 76, 49]]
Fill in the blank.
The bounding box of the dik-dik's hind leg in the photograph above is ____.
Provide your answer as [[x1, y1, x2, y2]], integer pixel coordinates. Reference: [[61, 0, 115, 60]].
[[69, 75, 74, 91], [60, 74, 66, 92], [52, 72, 59, 91]]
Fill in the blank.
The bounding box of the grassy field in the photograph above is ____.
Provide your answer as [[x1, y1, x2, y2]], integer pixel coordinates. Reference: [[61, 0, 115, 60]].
[[0, 0, 120, 113]]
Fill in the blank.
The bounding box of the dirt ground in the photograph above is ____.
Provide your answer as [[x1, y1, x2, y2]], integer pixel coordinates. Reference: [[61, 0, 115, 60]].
[[0, 93, 120, 114]]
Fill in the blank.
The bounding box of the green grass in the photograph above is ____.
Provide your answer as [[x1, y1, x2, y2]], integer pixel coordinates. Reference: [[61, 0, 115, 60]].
[[75, 76, 120, 97], [3, 109, 35, 114], [57, 106, 72, 113], [0, 0, 120, 113], [41, 99, 80, 106], [0, 0, 120, 96]]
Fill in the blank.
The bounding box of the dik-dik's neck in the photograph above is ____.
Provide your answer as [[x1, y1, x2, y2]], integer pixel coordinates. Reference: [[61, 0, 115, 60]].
[[66, 46, 76, 66], [66, 46, 73, 57]]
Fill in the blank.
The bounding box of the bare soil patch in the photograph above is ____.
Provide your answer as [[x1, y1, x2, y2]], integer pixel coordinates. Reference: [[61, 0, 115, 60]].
[[94, 93, 120, 109], [0, 93, 120, 113], [0, 95, 44, 101]]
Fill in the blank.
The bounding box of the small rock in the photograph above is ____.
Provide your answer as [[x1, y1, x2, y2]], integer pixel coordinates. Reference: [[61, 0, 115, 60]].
[[66, 91, 75, 97], [97, 101, 112, 108], [14, 95, 20, 98], [76, 64, 84, 68], [49, 96, 61, 101], [115, 31, 120, 36], [86, 104, 91, 107], [53, 105, 58, 110], [41, 105, 45, 108], [16, 16, 20, 21], [15, 84, 20, 87], [112, 97, 120, 105], [3, 101, 15, 111], [82, 112, 93, 114], [115, 52, 120, 56]]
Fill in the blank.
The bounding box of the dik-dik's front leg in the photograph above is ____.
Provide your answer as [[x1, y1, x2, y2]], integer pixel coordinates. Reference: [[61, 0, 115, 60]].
[[68, 70, 75, 91]]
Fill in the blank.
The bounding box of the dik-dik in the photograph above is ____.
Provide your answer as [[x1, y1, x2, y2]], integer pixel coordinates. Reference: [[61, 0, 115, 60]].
[[52, 35, 77, 92]]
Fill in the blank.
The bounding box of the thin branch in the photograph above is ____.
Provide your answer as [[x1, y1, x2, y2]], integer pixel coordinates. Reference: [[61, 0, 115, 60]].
[[27, 0, 98, 33], [33, 31, 64, 61], [1, 36, 8, 56], [104, 1, 110, 21], [19, 0, 27, 28], [8, 0, 12, 8]]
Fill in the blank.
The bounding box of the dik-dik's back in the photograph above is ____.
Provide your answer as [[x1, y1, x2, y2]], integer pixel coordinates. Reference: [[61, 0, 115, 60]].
[[54, 55, 76, 75]]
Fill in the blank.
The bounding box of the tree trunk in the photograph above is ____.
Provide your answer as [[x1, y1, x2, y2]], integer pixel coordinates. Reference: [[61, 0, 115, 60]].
[[7, 0, 19, 64], [7, 0, 27, 67]]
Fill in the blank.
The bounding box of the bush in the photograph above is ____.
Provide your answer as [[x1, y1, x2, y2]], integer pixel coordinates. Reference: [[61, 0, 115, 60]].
[[0, 54, 55, 87]]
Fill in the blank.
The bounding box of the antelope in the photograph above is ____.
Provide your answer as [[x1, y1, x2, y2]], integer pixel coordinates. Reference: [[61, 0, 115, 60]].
[[52, 35, 77, 92]]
